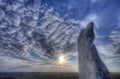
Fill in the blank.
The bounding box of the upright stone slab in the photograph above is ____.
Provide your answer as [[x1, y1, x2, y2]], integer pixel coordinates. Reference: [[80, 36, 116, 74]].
[[77, 22, 111, 79]]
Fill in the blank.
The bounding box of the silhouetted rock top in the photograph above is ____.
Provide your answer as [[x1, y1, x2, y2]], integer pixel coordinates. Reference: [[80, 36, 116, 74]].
[[78, 22, 111, 79]]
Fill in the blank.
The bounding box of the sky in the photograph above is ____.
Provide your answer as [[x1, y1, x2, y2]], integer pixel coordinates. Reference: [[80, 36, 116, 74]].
[[0, 0, 120, 72]]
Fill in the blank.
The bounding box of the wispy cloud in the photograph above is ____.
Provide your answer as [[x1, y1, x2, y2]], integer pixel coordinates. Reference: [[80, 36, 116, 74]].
[[0, 0, 120, 72]]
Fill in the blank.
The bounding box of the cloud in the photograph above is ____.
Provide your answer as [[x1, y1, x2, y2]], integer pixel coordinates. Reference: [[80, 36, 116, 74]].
[[0, 0, 120, 72], [0, 0, 80, 71], [109, 29, 120, 57], [92, 0, 120, 35], [95, 22, 120, 72], [41, 0, 91, 20]]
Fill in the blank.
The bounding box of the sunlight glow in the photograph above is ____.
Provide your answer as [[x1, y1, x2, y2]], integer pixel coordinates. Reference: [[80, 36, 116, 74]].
[[58, 55, 66, 65]]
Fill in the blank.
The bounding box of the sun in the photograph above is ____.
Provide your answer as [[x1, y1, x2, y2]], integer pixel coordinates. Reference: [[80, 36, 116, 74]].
[[58, 55, 66, 65]]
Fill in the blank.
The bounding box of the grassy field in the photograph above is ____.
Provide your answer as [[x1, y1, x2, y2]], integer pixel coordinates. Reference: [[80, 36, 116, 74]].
[[0, 72, 120, 79]]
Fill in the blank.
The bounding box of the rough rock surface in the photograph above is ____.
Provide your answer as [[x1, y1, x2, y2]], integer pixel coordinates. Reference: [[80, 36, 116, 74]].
[[77, 22, 111, 79]]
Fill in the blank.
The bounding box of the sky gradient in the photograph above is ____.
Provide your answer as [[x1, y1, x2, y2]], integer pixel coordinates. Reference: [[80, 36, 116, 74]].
[[0, 0, 120, 72]]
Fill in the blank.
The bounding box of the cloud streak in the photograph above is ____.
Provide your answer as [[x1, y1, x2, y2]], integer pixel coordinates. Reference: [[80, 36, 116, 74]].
[[0, 0, 120, 72]]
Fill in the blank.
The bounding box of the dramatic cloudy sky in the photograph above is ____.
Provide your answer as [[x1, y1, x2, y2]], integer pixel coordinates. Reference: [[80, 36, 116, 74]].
[[0, 0, 120, 72]]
